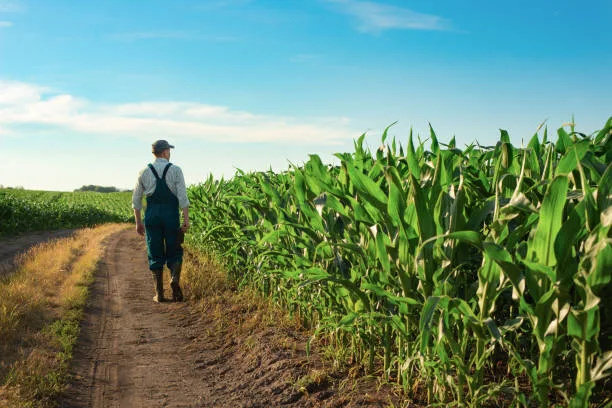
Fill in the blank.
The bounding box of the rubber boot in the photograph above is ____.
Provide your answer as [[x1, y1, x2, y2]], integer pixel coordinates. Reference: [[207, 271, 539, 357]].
[[152, 269, 165, 302], [169, 263, 184, 302]]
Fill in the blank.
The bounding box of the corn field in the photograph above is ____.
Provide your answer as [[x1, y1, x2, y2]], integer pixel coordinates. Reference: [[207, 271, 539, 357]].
[[0, 189, 133, 236], [188, 118, 612, 406]]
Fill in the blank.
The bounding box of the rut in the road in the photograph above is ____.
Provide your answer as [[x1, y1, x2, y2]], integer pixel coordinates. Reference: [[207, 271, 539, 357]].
[[60, 229, 322, 408], [62, 229, 210, 407], [61, 229, 404, 408]]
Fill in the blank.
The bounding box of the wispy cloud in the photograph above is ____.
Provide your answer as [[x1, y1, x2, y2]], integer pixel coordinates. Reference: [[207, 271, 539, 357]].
[[327, 0, 451, 33], [0, 1, 23, 13], [0, 20, 13, 27], [0, 80, 357, 145], [108, 31, 238, 43]]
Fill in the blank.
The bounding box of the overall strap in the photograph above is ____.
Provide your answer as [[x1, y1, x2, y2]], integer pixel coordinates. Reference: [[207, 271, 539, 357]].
[[147, 164, 160, 180], [161, 163, 173, 180]]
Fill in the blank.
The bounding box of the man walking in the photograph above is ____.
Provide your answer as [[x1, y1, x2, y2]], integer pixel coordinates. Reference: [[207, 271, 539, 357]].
[[132, 140, 190, 302]]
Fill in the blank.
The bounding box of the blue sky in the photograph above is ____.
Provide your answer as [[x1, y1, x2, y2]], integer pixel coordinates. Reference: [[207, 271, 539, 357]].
[[1, 0, 610, 191]]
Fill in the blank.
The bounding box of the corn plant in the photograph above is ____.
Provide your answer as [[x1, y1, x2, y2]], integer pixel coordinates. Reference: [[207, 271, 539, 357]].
[[187, 117, 612, 406]]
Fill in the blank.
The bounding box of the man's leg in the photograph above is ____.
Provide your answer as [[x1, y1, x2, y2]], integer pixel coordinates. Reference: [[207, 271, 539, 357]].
[[146, 213, 167, 302], [164, 213, 183, 301], [169, 263, 183, 302], [146, 225, 165, 270], [151, 269, 165, 302]]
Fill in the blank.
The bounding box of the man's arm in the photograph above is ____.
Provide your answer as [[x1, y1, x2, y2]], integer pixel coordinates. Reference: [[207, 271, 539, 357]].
[[132, 173, 145, 236], [174, 167, 190, 209], [173, 166, 190, 232], [181, 207, 190, 232], [134, 208, 145, 236]]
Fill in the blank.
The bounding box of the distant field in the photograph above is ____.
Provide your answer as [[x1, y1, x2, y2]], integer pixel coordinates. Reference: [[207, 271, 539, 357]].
[[0, 189, 133, 236]]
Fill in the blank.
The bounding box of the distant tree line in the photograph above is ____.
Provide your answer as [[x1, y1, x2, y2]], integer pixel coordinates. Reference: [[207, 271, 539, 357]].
[[75, 185, 131, 193]]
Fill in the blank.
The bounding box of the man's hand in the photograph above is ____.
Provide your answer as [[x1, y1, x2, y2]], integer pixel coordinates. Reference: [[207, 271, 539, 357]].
[[134, 208, 144, 236], [181, 207, 190, 233], [181, 221, 190, 233], [136, 222, 145, 236]]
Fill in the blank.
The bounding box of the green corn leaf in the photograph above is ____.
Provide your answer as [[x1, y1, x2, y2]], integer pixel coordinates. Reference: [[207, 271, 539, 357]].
[[555, 197, 586, 280], [376, 231, 391, 274], [529, 175, 569, 267], [482, 242, 525, 296], [293, 168, 307, 205], [362, 283, 421, 305], [593, 116, 611, 143], [448, 297, 479, 321], [570, 381, 595, 408], [345, 160, 388, 213], [385, 166, 406, 228], [330, 277, 371, 313], [556, 126, 573, 155], [381, 121, 397, 145], [597, 163, 612, 216], [420, 296, 444, 354], [568, 307, 599, 342], [349, 197, 376, 224], [429, 123, 440, 155], [354, 133, 367, 158], [335, 242, 369, 268], [484, 318, 502, 342], [477, 254, 502, 317], [409, 175, 436, 240], [396, 232, 417, 296], [406, 129, 421, 179], [585, 228, 612, 293], [323, 194, 350, 217], [556, 140, 590, 176], [527, 132, 542, 176], [339, 312, 359, 327]]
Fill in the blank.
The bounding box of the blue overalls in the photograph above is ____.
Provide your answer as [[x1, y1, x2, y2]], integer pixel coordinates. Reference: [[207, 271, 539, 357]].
[[145, 163, 182, 271]]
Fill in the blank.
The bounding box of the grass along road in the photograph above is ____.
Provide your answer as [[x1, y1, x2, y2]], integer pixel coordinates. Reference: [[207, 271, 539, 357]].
[[1, 225, 407, 407], [0, 224, 127, 406], [0, 229, 77, 279]]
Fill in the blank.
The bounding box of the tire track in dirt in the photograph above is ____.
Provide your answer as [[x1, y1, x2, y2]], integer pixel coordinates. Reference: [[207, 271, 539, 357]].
[[62, 229, 209, 407], [60, 228, 405, 408], [61, 229, 325, 408]]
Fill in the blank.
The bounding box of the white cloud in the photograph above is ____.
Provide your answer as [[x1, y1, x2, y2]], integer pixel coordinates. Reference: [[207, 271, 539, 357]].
[[327, 0, 451, 33], [0, 20, 14, 27], [0, 1, 23, 12], [0, 80, 359, 145], [0, 81, 46, 104]]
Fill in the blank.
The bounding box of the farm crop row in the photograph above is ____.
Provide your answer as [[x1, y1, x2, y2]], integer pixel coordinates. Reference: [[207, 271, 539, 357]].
[[0, 190, 133, 236], [187, 118, 612, 406]]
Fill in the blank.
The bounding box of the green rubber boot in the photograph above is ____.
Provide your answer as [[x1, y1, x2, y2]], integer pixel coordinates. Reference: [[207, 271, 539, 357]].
[[169, 263, 184, 302], [152, 269, 165, 302]]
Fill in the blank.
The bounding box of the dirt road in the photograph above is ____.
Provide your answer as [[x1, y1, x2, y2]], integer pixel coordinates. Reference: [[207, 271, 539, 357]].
[[60, 228, 210, 407], [51, 228, 404, 408], [59, 228, 382, 408]]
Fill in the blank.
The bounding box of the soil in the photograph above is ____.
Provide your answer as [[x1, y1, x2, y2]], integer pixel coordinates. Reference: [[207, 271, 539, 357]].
[[0, 229, 76, 278], [52, 228, 410, 408]]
